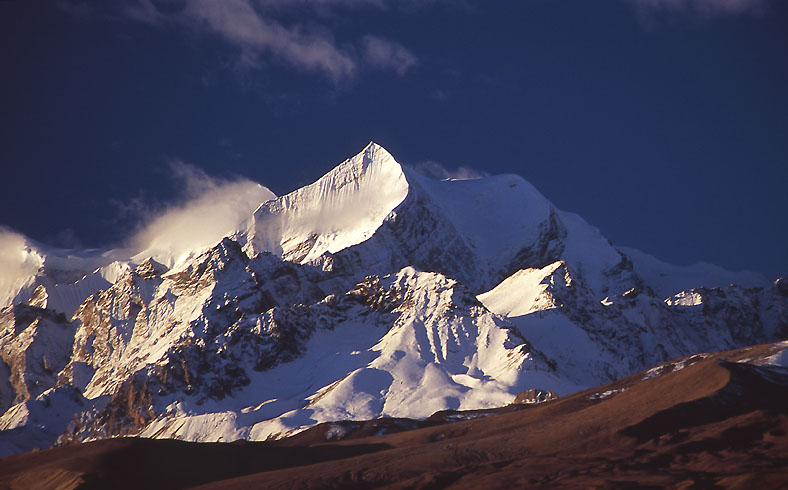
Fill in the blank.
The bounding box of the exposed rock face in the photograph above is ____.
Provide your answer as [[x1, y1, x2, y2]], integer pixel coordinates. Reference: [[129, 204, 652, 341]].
[[325, 185, 481, 291], [0, 142, 785, 456], [0, 301, 73, 409], [514, 389, 558, 404], [505, 208, 568, 279]]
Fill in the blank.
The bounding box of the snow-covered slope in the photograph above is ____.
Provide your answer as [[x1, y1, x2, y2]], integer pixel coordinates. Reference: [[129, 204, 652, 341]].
[[232, 143, 640, 295], [620, 246, 768, 298], [478, 260, 786, 388], [44, 245, 564, 447], [238, 143, 408, 263], [0, 231, 130, 314], [130, 266, 564, 443], [0, 142, 784, 456]]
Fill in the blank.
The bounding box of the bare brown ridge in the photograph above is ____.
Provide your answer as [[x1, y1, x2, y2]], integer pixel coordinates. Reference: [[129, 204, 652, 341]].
[[1, 342, 786, 490]]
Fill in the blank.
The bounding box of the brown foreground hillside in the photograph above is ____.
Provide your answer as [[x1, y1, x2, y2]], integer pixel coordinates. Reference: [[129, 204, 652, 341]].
[[1, 342, 786, 489]]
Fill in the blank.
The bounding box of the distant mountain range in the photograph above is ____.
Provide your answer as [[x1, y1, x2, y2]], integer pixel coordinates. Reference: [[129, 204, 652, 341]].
[[1, 143, 785, 456]]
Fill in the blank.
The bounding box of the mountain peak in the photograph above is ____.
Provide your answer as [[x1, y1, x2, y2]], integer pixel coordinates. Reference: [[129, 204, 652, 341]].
[[1, 143, 785, 458], [363, 140, 386, 153], [338, 141, 401, 182], [239, 143, 409, 263]]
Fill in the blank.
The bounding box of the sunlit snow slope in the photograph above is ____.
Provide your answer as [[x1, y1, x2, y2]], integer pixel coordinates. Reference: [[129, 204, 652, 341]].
[[238, 143, 409, 263], [0, 142, 784, 456]]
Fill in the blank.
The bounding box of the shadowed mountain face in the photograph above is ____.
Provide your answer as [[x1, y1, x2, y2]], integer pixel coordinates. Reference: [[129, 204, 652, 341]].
[[0, 143, 785, 457], [1, 342, 786, 489]]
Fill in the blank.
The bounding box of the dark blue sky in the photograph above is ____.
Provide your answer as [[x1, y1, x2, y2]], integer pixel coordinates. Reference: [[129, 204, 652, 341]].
[[1, 0, 786, 278]]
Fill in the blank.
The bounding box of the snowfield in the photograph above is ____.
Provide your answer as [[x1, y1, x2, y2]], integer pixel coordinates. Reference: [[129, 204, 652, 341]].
[[0, 142, 785, 455]]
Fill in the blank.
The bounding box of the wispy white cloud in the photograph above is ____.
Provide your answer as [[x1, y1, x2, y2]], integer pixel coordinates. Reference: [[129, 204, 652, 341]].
[[0, 228, 44, 307], [0, 162, 275, 304], [59, 0, 423, 82], [181, 0, 357, 81], [362, 36, 417, 76], [410, 160, 488, 181], [254, 0, 452, 10], [256, 0, 387, 8], [629, 0, 769, 17], [129, 160, 276, 263], [121, 0, 164, 25]]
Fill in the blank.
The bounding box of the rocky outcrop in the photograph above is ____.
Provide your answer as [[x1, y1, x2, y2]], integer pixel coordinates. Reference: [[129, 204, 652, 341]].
[[513, 389, 558, 404], [0, 300, 74, 409]]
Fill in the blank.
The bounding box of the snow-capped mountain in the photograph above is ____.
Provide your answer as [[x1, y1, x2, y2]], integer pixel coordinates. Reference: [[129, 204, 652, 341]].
[[0, 143, 785, 455]]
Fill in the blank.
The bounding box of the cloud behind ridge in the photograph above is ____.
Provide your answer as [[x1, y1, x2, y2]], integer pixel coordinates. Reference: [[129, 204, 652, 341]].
[[129, 160, 276, 265]]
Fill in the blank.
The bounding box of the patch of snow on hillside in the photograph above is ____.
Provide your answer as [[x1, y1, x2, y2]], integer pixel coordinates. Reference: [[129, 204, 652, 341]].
[[762, 348, 788, 368], [587, 387, 627, 400], [665, 290, 704, 307], [741, 341, 788, 368], [642, 353, 712, 380]]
